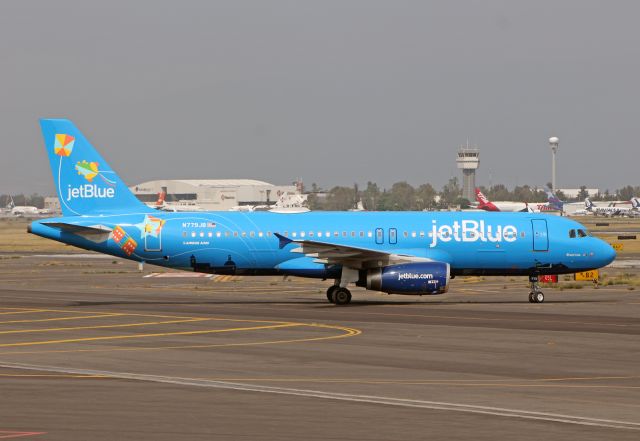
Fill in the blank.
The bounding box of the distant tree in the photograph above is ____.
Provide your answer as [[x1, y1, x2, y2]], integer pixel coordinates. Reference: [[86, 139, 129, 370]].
[[488, 184, 510, 201], [617, 185, 635, 201], [362, 181, 380, 211], [323, 186, 356, 211], [12, 194, 26, 206], [440, 177, 461, 205], [415, 183, 437, 210], [387, 182, 416, 211], [27, 193, 44, 209], [513, 185, 536, 203], [577, 186, 589, 200], [455, 197, 471, 209]]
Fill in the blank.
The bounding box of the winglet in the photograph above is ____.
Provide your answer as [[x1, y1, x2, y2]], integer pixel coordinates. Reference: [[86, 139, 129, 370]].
[[274, 233, 293, 249]]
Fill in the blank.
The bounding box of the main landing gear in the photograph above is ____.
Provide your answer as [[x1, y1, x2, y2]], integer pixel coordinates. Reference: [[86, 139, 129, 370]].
[[528, 275, 545, 303], [326, 285, 352, 305]]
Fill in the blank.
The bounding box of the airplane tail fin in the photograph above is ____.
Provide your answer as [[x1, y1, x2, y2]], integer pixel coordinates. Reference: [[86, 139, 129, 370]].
[[155, 191, 166, 208], [40, 119, 152, 216], [546, 189, 564, 211], [585, 198, 594, 210], [631, 198, 639, 209], [475, 188, 490, 206]]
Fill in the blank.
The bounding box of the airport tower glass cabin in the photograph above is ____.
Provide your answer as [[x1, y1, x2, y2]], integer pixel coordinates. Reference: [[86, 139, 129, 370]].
[[456, 146, 480, 202]]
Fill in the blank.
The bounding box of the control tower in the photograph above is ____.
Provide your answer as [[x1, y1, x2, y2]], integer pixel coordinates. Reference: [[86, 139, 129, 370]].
[[456, 144, 480, 202]]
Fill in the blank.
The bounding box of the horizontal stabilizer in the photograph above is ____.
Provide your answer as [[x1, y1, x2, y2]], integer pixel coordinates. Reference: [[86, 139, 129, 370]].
[[42, 222, 113, 243]]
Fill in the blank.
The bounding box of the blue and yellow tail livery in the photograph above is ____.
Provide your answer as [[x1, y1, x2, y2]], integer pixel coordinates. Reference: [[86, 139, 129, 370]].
[[41, 119, 149, 216]]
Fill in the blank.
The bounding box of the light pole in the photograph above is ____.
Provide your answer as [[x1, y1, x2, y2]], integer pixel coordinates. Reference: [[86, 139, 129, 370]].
[[549, 137, 559, 192]]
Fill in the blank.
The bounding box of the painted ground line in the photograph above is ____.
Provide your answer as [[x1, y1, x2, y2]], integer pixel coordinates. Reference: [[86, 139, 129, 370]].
[[0, 362, 638, 431]]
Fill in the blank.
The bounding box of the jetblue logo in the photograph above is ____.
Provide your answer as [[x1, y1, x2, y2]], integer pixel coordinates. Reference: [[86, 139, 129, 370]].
[[429, 220, 518, 248], [66, 184, 115, 201]]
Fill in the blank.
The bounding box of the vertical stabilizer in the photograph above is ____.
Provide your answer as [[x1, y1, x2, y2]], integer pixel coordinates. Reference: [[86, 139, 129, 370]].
[[40, 119, 151, 216]]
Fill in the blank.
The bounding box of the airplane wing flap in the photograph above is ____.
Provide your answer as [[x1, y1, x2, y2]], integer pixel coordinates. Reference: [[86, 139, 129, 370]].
[[275, 233, 426, 269]]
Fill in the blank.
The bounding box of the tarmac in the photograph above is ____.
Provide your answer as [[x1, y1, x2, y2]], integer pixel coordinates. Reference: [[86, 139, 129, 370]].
[[0, 254, 639, 440]]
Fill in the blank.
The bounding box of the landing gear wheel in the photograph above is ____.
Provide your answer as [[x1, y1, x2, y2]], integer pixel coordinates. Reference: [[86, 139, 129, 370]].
[[528, 275, 544, 304], [332, 288, 352, 305], [326, 285, 339, 303]]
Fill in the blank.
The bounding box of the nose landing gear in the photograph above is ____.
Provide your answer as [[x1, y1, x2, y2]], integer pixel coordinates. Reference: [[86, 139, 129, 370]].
[[528, 275, 545, 303]]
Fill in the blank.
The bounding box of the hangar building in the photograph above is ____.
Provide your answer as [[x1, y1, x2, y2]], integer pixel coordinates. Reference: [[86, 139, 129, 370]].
[[130, 179, 300, 211]]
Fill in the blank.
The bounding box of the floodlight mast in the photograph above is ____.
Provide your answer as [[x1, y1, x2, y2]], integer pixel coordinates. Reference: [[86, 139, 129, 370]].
[[549, 137, 559, 192]]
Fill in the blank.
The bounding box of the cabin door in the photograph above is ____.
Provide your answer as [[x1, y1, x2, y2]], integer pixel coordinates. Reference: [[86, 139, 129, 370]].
[[531, 219, 549, 251]]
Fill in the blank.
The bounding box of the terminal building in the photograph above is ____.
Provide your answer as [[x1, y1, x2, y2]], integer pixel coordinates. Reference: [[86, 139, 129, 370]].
[[130, 179, 302, 211]]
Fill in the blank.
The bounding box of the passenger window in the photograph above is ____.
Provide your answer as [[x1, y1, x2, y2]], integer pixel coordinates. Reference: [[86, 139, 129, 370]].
[[258, 232, 263, 237], [325, 231, 330, 237], [351, 231, 356, 237], [411, 232, 416, 238], [250, 232, 255, 237], [216, 232, 221, 237], [309, 232, 314, 237], [233, 232, 238, 237], [569, 229, 576, 238], [300, 232, 306, 238], [267, 232, 272, 237], [403, 231, 408, 238], [359, 231, 364, 237], [292, 232, 297, 237], [242, 232, 247, 237], [342, 231, 347, 237], [419, 231, 425, 238], [334, 231, 339, 237], [367, 231, 372, 238], [182, 232, 187, 237], [225, 231, 230, 237]]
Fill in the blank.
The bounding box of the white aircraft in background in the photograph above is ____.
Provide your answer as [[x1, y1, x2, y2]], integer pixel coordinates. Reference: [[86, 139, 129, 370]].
[[584, 198, 636, 217], [6, 196, 40, 216], [147, 191, 204, 212], [474, 188, 531, 212]]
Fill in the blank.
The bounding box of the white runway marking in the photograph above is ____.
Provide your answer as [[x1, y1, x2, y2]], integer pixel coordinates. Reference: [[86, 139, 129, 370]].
[[1, 361, 639, 431]]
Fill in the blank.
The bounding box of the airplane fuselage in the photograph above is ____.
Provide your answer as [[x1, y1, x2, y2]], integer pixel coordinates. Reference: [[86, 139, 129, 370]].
[[30, 211, 614, 279]]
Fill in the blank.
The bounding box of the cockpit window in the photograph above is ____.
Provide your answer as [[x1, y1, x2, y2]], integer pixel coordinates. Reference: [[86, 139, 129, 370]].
[[569, 229, 576, 238], [577, 229, 587, 238]]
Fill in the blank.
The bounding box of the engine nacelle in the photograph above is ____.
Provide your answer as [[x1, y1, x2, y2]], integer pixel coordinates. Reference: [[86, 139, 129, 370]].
[[365, 262, 450, 295]]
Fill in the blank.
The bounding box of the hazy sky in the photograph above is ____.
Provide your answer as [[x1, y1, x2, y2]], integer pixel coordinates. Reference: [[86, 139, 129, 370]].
[[1, 0, 639, 196]]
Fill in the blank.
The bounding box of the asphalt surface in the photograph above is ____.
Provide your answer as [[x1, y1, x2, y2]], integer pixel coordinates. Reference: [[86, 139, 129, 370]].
[[0, 255, 639, 440]]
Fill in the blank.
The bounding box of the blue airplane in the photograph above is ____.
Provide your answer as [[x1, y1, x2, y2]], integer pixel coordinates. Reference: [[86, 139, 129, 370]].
[[29, 119, 616, 305]]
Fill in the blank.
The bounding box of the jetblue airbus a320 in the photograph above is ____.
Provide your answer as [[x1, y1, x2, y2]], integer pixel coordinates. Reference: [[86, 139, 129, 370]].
[[30, 119, 616, 305]]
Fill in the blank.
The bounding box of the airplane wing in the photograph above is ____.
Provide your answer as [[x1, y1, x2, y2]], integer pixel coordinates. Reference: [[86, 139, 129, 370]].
[[41, 222, 113, 243], [274, 233, 444, 269]]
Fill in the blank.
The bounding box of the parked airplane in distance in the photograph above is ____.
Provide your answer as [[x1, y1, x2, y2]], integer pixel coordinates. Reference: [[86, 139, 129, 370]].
[[29, 119, 616, 304], [584, 198, 637, 217], [5, 196, 40, 216], [475, 188, 563, 214], [475, 188, 530, 212]]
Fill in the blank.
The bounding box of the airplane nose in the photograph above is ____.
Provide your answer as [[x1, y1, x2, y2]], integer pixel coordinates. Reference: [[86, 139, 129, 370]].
[[599, 241, 616, 267]]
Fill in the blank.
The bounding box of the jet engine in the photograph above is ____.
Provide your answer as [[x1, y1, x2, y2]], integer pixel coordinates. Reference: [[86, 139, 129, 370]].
[[362, 262, 450, 295]]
